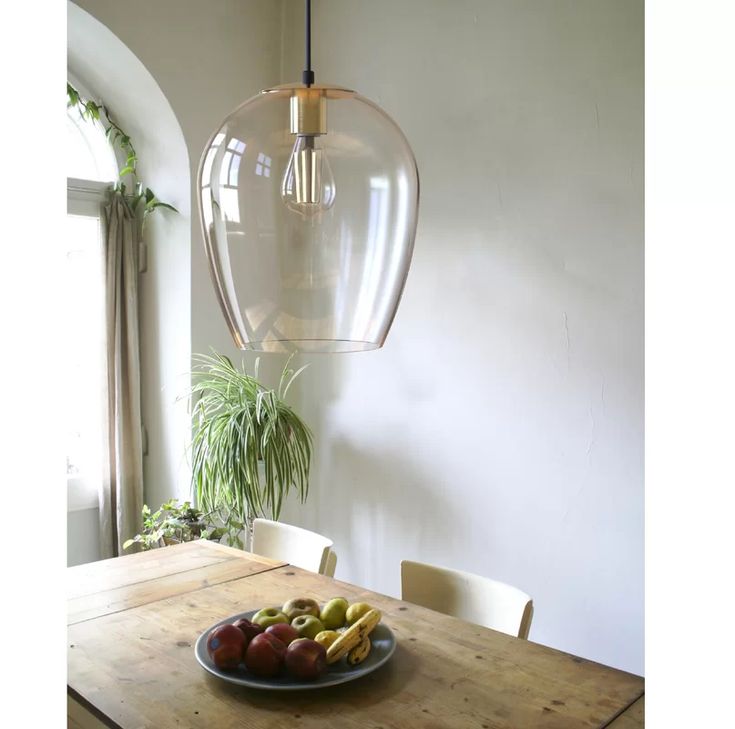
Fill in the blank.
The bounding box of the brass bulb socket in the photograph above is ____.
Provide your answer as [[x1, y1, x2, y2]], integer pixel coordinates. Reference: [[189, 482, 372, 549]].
[[290, 90, 327, 135]]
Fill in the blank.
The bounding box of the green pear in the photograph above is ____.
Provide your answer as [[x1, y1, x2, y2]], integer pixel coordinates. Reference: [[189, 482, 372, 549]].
[[319, 597, 349, 630]]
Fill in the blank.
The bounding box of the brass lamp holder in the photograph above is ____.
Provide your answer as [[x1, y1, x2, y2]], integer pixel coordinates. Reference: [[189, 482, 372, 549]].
[[290, 90, 327, 136]]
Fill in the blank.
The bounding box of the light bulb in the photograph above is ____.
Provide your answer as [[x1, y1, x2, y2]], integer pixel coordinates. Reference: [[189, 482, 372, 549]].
[[281, 134, 335, 218]]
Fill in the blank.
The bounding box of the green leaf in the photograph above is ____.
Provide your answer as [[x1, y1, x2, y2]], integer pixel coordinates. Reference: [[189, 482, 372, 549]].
[[145, 187, 155, 204], [85, 101, 100, 120], [151, 201, 178, 213], [67, 84, 79, 108], [119, 166, 134, 177]]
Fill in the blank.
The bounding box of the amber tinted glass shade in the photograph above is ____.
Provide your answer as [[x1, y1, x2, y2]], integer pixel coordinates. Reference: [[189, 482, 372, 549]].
[[197, 84, 419, 353]]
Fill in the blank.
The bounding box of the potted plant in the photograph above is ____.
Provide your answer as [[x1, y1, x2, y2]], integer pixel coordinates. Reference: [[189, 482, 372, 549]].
[[122, 499, 245, 551], [188, 352, 312, 548]]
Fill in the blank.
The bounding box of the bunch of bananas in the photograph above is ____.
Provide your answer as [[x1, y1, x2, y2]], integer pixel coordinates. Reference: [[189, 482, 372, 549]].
[[326, 608, 382, 666]]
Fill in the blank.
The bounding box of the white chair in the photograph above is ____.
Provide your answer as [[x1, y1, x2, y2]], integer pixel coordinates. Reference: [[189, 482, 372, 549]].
[[251, 518, 334, 576], [400, 560, 534, 639], [324, 549, 338, 578]]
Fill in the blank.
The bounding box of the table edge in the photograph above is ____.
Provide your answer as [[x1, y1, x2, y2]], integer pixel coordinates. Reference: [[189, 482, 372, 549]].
[[68, 688, 123, 729], [600, 691, 645, 728]]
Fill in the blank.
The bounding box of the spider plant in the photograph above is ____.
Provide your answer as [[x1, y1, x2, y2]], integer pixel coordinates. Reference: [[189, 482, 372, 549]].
[[189, 352, 312, 544]]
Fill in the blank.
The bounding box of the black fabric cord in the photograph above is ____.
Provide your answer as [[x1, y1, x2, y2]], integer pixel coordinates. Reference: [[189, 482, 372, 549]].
[[302, 0, 314, 86]]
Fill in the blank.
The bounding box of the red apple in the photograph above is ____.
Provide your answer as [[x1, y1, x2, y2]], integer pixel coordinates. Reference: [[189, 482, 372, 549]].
[[206, 624, 245, 670], [245, 632, 287, 677], [284, 638, 327, 680], [265, 622, 300, 646], [232, 617, 264, 646]]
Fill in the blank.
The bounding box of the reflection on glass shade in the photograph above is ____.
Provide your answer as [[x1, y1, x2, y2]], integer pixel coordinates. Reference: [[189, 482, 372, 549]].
[[197, 84, 419, 353]]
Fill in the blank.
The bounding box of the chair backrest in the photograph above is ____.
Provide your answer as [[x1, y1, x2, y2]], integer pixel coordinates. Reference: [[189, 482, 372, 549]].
[[400, 560, 534, 639], [251, 518, 334, 575], [323, 549, 338, 578]]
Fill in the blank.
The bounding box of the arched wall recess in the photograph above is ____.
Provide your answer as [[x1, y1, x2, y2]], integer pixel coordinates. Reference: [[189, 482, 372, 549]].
[[67, 2, 192, 529]]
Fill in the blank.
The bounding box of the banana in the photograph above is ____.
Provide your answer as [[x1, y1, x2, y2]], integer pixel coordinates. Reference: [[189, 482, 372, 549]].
[[326, 608, 381, 664], [346, 636, 371, 666]]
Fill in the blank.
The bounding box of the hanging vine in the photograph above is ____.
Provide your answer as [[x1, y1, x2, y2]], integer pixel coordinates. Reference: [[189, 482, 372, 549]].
[[67, 82, 177, 218]]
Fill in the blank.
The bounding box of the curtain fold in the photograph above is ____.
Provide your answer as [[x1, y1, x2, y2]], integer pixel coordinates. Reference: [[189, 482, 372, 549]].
[[99, 191, 144, 558]]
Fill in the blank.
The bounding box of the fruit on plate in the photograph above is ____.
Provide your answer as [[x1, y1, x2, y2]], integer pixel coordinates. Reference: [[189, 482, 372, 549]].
[[265, 622, 300, 646], [291, 614, 325, 640], [206, 624, 246, 670], [313, 630, 341, 650], [345, 602, 373, 625], [327, 608, 382, 664], [252, 607, 290, 628], [282, 597, 321, 621], [284, 638, 328, 680], [347, 636, 371, 666], [244, 632, 287, 677], [232, 617, 264, 645], [319, 597, 349, 629]]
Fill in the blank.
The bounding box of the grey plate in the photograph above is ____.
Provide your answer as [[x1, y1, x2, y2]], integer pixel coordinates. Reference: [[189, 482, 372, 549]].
[[195, 609, 396, 690]]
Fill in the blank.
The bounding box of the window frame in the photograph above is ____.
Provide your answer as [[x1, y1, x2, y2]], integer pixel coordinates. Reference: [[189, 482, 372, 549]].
[[66, 180, 110, 513], [66, 73, 122, 515]]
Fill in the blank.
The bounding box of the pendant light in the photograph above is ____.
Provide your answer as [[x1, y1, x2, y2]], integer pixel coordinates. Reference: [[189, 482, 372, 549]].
[[197, 0, 419, 353]]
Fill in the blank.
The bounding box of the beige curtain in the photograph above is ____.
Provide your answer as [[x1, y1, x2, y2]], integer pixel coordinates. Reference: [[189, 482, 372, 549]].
[[100, 191, 144, 558]]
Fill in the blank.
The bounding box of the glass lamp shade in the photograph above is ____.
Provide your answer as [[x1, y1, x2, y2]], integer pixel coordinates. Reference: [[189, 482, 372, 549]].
[[197, 84, 419, 353]]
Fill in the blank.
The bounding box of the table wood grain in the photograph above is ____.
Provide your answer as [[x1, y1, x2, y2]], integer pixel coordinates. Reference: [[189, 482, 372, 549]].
[[68, 540, 279, 598], [68, 546, 643, 728], [605, 696, 644, 727], [67, 541, 284, 625]]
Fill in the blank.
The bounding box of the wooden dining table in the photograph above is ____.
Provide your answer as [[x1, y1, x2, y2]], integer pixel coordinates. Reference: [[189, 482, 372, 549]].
[[67, 540, 644, 728]]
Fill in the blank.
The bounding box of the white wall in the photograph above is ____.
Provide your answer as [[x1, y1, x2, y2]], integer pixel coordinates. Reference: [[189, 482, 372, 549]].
[[278, 0, 644, 675], [67, 508, 100, 567], [69, 0, 643, 674]]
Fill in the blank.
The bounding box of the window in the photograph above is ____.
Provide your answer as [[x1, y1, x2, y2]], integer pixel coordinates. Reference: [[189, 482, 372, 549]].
[[67, 101, 118, 183], [66, 81, 117, 512], [66, 196, 107, 511]]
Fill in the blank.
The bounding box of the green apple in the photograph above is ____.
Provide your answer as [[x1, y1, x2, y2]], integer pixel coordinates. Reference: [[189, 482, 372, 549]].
[[319, 597, 349, 630], [345, 602, 373, 625], [291, 614, 325, 640], [251, 607, 290, 628], [282, 597, 320, 621]]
